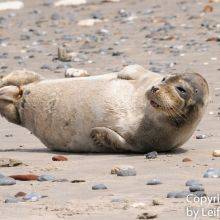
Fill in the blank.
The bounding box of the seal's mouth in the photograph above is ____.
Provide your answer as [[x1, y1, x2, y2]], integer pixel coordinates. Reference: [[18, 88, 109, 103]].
[[150, 100, 161, 108]]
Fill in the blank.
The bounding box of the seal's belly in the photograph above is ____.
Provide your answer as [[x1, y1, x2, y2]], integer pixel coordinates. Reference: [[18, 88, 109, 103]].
[[18, 78, 135, 152]]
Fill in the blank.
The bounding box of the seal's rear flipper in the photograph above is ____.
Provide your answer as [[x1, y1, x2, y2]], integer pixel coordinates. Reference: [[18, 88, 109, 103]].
[[0, 86, 22, 124], [90, 127, 134, 152], [0, 70, 44, 88]]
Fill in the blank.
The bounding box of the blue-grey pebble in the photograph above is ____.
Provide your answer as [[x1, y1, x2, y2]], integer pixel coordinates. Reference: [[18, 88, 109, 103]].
[[23, 192, 42, 202], [145, 151, 158, 159], [92, 184, 107, 190], [193, 191, 206, 197], [167, 191, 191, 198], [146, 179, 162, 185], [5, 197, 19, 203], [185, 179, 202, 186], [203, 168, 220, 178], [0, 177, 16, 186], [37, 175, 55, 182], [116, 167, 136, 176], [189, 185, 204, 192]]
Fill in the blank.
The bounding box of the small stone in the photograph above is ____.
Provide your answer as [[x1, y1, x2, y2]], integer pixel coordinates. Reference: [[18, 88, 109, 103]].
[[213, 150, 220, 157], [65, 68, 89, 78], [71, 180, 86, 183], [5, 197, 19, 203], [52, 178, 69, 182], [193, 191, 206, 197], [111, 197, 126, 203], [77, 19, 102, 27], [10, 174, 39, 181], [52, 155, 68, 161], [0, 1, 24, 11], [189, 185, 205, 192], [15, 192, 26, 197], [0, 177, 16, 186], [0, 158, 23, 167], [206, 37, 220, 42], [23, 192, 42, 202], [92, 183, 107, 190], [54, 0, 86, 6], [152, 199, 162, 206], [57, 47, 76, 62], [146, 179, 162, 185], [111, 165, 136, 176], [182, 158, 192, 162], [203, 168, 220, 178], [145, 151, 158, 159], [185, 180, 202, 187], [40, 64, 52, 70], [196, 134, 208, 139], [137, 212, 157, 219], [51, 12, 60, 20], [203, 5, 213, 13], [37, 175, 55, 181], [167, 191, 190, 198]]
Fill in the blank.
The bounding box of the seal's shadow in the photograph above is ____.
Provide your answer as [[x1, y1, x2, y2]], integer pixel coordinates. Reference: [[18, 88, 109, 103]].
[[0, 147, 188, 155]]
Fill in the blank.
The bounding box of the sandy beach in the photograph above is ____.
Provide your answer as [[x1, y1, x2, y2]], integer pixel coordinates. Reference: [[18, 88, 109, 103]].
[[0, 0, 219, 219]]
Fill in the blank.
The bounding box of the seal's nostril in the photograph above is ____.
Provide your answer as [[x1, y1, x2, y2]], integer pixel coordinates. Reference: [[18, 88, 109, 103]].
[[151, 86, 159, 93]]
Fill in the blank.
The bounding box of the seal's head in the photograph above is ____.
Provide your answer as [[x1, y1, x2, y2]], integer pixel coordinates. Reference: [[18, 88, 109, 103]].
[[146, 72, 209, 127]]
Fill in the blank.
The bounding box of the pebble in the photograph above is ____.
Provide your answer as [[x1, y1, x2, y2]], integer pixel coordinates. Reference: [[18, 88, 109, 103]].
[[146, 179, 162, 185], [71, 180, 86, 183], [0, 158, 23, 167], [92, 183, 107, 190], [51, 12, 60, 20], [37, 174, 55, 181], [167, 191, 190, 198], [53, 178, 69, 182], [213, 150, 220, 157], [15, 192, 26, 197], [137, 212, 157, 219], [194, 191, 206, 197], [152, 199, 163, 206], [0, 1, 24, 11], [111, 165, 136, 176], [52, 155, 68, 161], [0, 177, 16, 186], [182, 157, 192, 162], [189, 185, 204, 192], [203, 168, 220, 178], [54, 0, 86, 6], [65, 68, 89, 78], [10, 174, 39, 181], [77, 19, 102, 27], [5, 197, 19, 203], [185, 179, 202, 187], [145, 151, 158, 159], [23, 193, 42, 202], [196, 134, 208, 139]]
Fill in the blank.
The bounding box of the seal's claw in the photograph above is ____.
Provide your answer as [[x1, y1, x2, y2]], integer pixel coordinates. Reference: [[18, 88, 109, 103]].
[[90, 127, 132, 152]]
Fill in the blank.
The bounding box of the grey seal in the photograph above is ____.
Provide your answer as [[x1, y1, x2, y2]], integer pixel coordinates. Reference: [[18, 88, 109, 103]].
[[0, 65, 209, 153]]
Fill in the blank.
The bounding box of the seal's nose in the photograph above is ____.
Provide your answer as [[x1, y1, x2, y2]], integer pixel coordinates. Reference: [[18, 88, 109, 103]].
[[151, 86, 159, 94]]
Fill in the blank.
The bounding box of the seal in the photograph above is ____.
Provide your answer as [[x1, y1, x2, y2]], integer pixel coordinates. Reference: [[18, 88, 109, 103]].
[[0, 65, 209, 153]]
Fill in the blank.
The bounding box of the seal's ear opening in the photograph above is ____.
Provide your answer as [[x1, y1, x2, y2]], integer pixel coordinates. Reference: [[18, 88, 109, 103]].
[[0, 86, 21, 124]]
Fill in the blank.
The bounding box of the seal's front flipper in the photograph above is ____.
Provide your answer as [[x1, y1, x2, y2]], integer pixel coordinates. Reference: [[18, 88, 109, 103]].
[[90, 127, 133, 152], [0, 86, 22, 124], [0, 70, 44, 88], [117, 65, 147, 80]]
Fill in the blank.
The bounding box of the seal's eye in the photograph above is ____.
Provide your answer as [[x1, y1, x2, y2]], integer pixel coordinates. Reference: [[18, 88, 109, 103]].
[[176, 86, 186, 94], [162, 77, 166, 82]]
